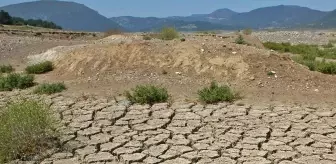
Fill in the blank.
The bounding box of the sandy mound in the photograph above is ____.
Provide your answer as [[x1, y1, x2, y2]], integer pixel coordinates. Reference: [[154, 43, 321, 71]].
[[29, 34, 336, 105], [50, 36, 270, 81]]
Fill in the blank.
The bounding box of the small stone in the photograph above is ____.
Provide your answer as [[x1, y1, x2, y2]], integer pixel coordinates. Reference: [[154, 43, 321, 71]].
[[100, 142, 124, 152], [121, 153, 146, 162], [75, 146, 97, 158], [199, 150, 220, 158], [161, 158, 191, 164], [148, 144, 169, 157], [53, 158, 80, 164], [85, 152, 116, 163], [77, 127, 101, 136], [144, 157, 163, 164]]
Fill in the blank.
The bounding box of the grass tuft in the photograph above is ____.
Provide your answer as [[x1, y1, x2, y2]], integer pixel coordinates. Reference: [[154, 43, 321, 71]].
[[0, 73, 35, 91], [198, 81, 236, 104], [159, 27, 179, 40], [34, 83, 66, 95], [125, 85, 169, 105], [0, 100, 58, 162], [235, 35, 245, 45], [25, 61, 53, 74], [143, 35, 152, 40], [0, 64, 14, 73]]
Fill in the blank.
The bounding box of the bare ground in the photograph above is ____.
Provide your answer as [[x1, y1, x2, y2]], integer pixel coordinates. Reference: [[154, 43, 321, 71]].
[[1, 31, 336, 106]]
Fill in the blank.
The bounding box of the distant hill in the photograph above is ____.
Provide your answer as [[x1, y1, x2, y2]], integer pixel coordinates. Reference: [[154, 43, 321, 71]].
[[110, 16, 240, 32], [111, 5, 331, 31], [230, 5, 328, 28], [314, 10, 336, 28], [0, 0, 123, 32]]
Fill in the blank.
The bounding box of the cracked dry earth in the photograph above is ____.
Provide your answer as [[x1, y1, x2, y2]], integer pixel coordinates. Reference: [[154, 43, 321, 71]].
[[2, 91, 336, 164]]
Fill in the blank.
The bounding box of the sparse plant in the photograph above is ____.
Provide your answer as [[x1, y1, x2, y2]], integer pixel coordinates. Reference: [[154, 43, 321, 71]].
[[243, 28, 253, 35], [180, 38, 186, 42], [0, 64, 14, 73], [159, 27, 179, 40], [0, 73, 35, 91], [34, 83, 66, 95], [25, 61, 53, 74], [267, 71, 275, 76], [235, 35, 245, 45], [264, 42, 336, 74], [198, 81, 236, 104], [125, 85, 169, 105], [323, 42, 333, 48], [143, 35, 152, 40], [0, 100, 58, 163]]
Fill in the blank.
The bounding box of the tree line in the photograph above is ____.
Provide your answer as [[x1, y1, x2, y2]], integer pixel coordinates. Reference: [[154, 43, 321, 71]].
[[0, 10, 62, 29]]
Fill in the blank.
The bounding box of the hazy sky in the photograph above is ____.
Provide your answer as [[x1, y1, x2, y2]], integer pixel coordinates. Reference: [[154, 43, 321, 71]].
[[0, 0, 335, 17]]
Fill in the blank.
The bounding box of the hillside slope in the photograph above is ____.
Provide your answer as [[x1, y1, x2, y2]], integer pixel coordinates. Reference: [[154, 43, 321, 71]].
[[112, 5, 330, 31], [231, 5, 328, 28], [0, 0, 123, 32], [315, 9, 336, 27]]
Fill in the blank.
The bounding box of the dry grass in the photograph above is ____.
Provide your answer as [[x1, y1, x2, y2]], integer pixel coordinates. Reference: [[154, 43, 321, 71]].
[[0, 100, 59, 162]]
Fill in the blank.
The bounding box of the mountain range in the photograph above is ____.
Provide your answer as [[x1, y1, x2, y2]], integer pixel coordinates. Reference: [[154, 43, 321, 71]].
[[0, 0, 336, 32]]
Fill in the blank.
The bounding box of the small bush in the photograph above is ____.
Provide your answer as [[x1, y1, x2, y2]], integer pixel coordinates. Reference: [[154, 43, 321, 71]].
[[125, 85, 169, 105], [0, 64, 14, 73], [159, 27, 179, 40], [243, 28, 253, 35], [25, 61, 53, 74], [0, 100, 58, 162], [143, 35, 152, 40], [323, 42, 333, 48], [198, 82, 236, 104], [34, 83, 66, 95], [235, 35, 245, 44], [0, 73, 35, 91], [316, 61, 336, 74]]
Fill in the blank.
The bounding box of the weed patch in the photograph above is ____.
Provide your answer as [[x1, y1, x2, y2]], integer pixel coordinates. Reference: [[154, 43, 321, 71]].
[[264, 42, 336, 74], [0, 73, 35, 91], [235, 35, 245, 45], [126, 85, 169, 105], [0, 100, 58, 162], [34, 83, 66, 95], [159, 27, 179, 40], [0, 64, 14, 73], [25, 61, 53, 74], [198, 82, 236, 104]]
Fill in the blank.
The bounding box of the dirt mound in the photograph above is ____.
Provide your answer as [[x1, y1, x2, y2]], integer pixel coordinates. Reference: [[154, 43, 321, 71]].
[[29, 34, 336, 105], [53, 37, 253, 81]]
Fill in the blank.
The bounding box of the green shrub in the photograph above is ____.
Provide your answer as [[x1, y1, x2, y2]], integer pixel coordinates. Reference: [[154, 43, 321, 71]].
[[198, 82, 236, 104], [143, 35, 152, 40], [0, 64, 14, 73], [323, 42, 334, 48], [125, 85, 169, 105], [0, 73, 35, 91], [316, 61, 336, 74], [159, 27, 179, 40], [34, 83, 66, 95], [0, 100, 58, 162], [243, 28, 253, 35], [25, 61, 53, 74], [235, 35, 245, 44]]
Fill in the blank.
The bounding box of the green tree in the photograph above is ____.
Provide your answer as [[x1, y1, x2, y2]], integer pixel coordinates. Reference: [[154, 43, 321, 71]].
[[0, 10, 12, 25]]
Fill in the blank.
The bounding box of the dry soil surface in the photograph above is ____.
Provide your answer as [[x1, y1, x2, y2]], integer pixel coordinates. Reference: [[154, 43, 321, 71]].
[[2, 90, 336, 164], [1, 31, 336, 164]]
